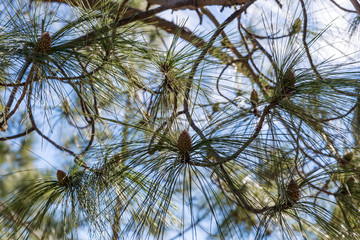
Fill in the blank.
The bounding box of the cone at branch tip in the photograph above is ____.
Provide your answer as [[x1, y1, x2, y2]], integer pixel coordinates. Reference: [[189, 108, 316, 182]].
[[177, 130, 192, 153], [339, 151, 354, 166], [37, 32, 51, 52], [57, 169, 69, 187], [281, 69, 296, 95], [339, 176, 356, 195], [291, 17, 302, 34], [250, 89, 259, 106], [0, 122, 8, 132], [286, 179, 300, 203], [344, 151, 354, 161], [284, 69, 295, 84]]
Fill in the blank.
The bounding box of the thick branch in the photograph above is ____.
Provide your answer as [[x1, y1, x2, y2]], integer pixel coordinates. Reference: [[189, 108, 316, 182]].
[[147, 0, 248, 9], [350, 0, 360, 15]]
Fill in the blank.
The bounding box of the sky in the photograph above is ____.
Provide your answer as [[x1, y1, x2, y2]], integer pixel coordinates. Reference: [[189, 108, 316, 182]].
[[1, 0, 360, 239]]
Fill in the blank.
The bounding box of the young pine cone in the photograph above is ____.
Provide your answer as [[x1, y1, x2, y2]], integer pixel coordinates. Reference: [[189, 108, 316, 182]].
[[37, 32, 51, 52], [178, 130, 192, 162], [57, 169, 69, 187], [0, 120, 8, 132], [286, 179, 300, 203], [339, 176, 356, 195], [290, 17, 302, 34], [178, 130, 192, 152], [283, 69, 296, 91], [339, 151, 354, 167], [250, 89, 260, 117], [250, 89, 259, 106]]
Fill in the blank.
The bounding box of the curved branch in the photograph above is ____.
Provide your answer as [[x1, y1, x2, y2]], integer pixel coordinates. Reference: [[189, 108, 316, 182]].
[[320, 102, 357, 122], [350, 0, 360, 15], [0, 61, 31, 128], [329, 0, 356, 13], [299, 0, 321, 78], [4, 61, 31, 115], [147, 0, 248, 9], [27, 77, 89, 169], [0, 127, 35, 141], [184, 0, 256, 137], [7, 65, 36, 120], [216, 60, 244, 106]]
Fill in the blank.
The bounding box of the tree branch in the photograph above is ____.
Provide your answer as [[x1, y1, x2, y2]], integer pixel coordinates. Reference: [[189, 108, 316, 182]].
[[350, 0, 360, 15], [147, 0, 248, 7], [329, 0, 356, 13]]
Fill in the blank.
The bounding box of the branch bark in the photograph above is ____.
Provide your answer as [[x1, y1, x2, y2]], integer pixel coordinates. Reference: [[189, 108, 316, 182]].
[[350, 0, 360, 15], [147, 0, 248, 9]]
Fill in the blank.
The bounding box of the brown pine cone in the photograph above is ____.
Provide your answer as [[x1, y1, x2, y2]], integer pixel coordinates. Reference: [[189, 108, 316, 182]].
[[177, 130, 192, 153], [286, 179, 300, 203], [37, 32, 51, 52], [339, 152, 354, 167], [281, 69, 296, 95], [250, 89, 259, 106], [57, 169, 69, 187]]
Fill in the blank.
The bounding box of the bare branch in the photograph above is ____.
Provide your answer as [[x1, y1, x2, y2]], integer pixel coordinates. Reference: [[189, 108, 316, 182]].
[[147, 0, 249, 9], [329, 0, 356, 13], [350, 0, 360, 15]]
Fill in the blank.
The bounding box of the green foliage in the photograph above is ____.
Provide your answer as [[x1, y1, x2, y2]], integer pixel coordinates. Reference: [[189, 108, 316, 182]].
[[1, 0, 360, 239]]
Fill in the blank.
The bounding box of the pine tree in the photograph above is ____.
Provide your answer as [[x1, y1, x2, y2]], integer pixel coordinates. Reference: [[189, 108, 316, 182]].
[[1, 0, 360, 239]]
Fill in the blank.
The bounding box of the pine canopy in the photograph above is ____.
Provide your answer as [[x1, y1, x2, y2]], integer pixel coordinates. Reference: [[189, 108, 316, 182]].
[[1, 0, 360, 239]]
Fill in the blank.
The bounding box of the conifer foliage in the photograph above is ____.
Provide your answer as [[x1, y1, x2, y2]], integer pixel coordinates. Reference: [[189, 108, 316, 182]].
[[1, 0, 360, 239]]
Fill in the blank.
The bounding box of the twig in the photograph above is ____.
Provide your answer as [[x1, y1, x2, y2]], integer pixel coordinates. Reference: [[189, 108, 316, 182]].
[[3, 61, 31, 115], [7, 65, 36, 120], [329, 0, 356, 13], [216, 60, 245, 106], [26, 74, 89, 169], [184, 0, 256, 138], [299, 0, 321, 78], [0, 82, 27, 87], [0, 127, 35, 141], [320, 102, 357, 122]]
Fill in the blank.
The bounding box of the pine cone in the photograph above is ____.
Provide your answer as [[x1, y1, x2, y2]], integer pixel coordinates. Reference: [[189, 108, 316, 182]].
[[286, 179, 300, 203], [37, 32, 51, 52], [212, 103, 220, 113], [177, 130, 192, 153], [62, 99, 71, 116], [291, 17, 302, 34], [282, 69, 296, 95], [113, 153, 122, 164], [339, 176, 356, 195], [0, 121, 8, 132], [57, 169, 69, 187], [250, 89, 259, 106], [344, 151, 354, 162], [339, 151, 354, 167]]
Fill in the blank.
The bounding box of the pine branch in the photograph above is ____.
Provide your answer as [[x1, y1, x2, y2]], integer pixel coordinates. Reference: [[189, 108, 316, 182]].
[[0, 127, 35, 141], [350, 0, 360, 15], [329, 0, 356, 13], [35, 0, 262, 95], [147, 0, 249, 9]]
